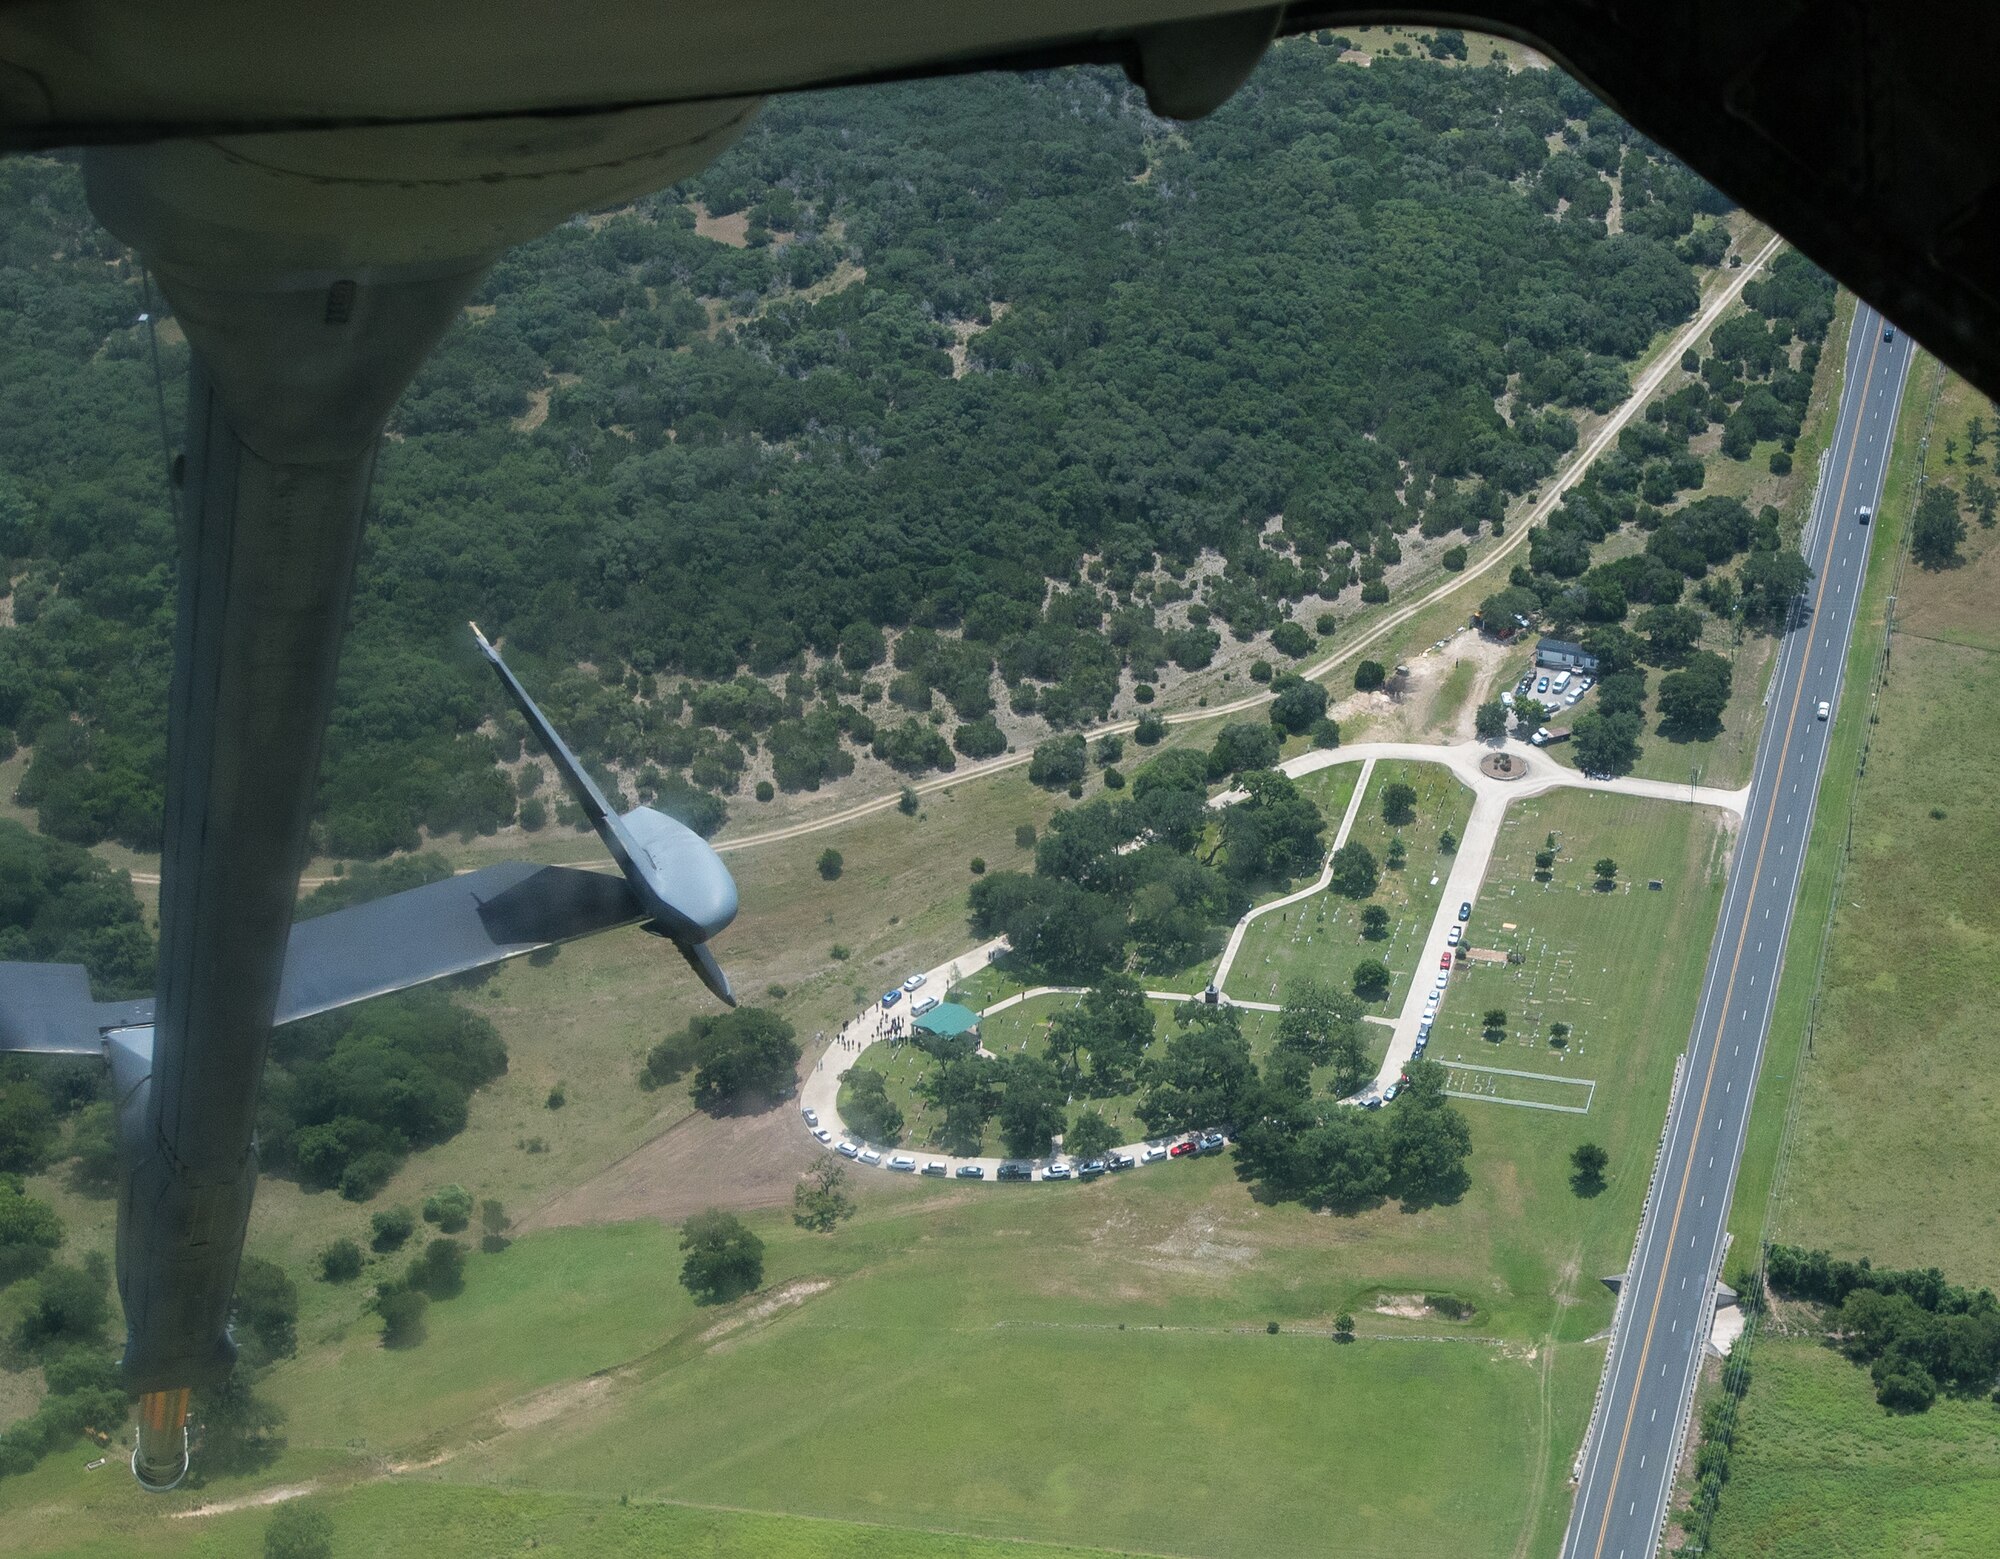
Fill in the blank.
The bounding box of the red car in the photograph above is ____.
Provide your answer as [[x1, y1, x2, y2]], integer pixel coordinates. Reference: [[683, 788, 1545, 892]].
[[1168, 1140, 1198, 1158], [1440, 953, 1453, 969]]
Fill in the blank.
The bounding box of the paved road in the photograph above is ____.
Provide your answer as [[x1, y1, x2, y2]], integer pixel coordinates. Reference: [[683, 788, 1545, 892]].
[[1562, 301, 1914, 1559]]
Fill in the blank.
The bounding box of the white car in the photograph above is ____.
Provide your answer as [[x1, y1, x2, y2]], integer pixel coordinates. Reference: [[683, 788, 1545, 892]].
[[1447, 925, 1461, 946], [1434, 972, 1449, 991], [1043, 1162, 1072, 1180], [1564, 690, 1581, 706], [902, 973, 927, 992], [1578, 676, 1594, 691], [1817, 701, 1830, 720], [801, 1106, 818, 1127], [889, 1153, 916, 1172], [812, 1126, 832, 1144], [836, 1140, 859, 1158], [1142, 1144, 1169, 1164], [859, 1147, 883, 1166]]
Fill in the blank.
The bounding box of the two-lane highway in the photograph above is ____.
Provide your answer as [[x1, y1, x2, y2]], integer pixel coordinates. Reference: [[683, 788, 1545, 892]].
[[1561, 300, 1915, 1559]]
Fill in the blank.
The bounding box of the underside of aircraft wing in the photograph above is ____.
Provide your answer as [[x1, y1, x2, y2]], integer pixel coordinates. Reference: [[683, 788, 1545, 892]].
[[274, 860, 647, 1025], [0, 861, 648, 1056]]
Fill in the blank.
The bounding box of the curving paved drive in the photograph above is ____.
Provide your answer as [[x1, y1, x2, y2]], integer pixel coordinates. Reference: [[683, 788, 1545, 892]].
[[803, 735, 1748, 1177]]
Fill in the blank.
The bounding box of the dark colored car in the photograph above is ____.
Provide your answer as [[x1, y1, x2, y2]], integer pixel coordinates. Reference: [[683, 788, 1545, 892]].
[[997, 1161, 1033, 1182], [1458, 901, 1473, 922], [956, 1164, 985, 1179], [1078, 1159, 1107, 1179]]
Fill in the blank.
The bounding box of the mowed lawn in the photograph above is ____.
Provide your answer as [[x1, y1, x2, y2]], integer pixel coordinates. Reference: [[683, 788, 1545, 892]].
[[1137, 762, 1363, 999], [1232, 759, 1472, 1011], [1708, 1340, 2000, 1559], [1419, 788, 1730, 1083]]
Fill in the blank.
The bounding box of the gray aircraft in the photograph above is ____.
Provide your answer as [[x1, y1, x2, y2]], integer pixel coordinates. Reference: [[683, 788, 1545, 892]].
[[0, 0, 1991, 1504], [0, 627, 735, 1488]]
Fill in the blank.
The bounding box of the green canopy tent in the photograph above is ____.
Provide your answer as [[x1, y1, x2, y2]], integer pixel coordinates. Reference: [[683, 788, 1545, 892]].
[[911, 1001, 981, 1052]]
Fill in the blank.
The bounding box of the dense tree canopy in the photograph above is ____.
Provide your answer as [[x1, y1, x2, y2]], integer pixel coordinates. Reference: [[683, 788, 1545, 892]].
[[0, 46, 1735, 856]]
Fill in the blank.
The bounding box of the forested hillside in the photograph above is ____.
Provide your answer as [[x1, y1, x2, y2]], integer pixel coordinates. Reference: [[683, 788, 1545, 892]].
[[1, 42, 1734, 859]]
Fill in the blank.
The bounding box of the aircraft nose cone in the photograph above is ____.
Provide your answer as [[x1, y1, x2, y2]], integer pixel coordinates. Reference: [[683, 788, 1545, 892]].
[[671, 846, 738, 939], [624, 808, 738, 938]]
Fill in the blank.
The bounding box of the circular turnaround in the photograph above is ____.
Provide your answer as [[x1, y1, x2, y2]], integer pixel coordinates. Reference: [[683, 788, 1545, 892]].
[[1479, 751, 1528, 782]]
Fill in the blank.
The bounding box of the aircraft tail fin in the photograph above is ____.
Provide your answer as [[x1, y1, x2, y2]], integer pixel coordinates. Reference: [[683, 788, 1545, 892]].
[[0, 963, 148, 1056]]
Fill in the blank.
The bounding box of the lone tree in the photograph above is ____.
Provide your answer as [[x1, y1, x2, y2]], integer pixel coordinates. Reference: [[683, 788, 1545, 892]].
[[1360, 903, 1391, 940], [374, 1286, 428, 1348], [1911, 483, 1966, 569], [1065, 1108, 1120, 1162], [1381, 781, 1418, 826], [817, 848, 843, 880], [1439, 827, 1457, 854], [1352, 959, 1392, 1002], [422, 1184, 472, 1233], [1474, 699, 1509, 741], [1330, 840, 1379, 899], [679, 1208, 764, 1304], [1570, 1142, 1610, 1197], [1534, 848, 1556, 879], [793, 1155, 856, 1233], [1594, 857, 1618, 890], [1482, 1008, 1507, 1043], [1334, 1312, 1356, 1343], [264, 1502, 334, 1559], [1550, 1021, 1572, 1049], [1354, 659, 1386, 692], [316, 1238, 362, 1284]]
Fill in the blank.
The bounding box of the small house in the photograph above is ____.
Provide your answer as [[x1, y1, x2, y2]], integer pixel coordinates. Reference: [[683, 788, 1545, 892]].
[[1536, 637, 1599, 672]]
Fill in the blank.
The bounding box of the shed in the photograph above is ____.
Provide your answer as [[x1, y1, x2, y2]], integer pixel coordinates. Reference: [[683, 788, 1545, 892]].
[[912, 1002, 981, 1050]]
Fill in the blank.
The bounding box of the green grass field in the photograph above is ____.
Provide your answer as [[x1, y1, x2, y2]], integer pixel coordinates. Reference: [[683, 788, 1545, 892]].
[[1707, 1340, 2000, 1559], [1701, 355, 2000, 1558], [0, 1473, 1174, 1559], [0, 812, 1728, 1559], [1760, 365, 2000, 1285], [1417, 788, 1729, 1080]]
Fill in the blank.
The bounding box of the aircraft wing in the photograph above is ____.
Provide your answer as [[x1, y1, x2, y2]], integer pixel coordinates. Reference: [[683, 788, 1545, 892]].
[[276, 860, 647, 1024], [0, 861, 648, 1054]]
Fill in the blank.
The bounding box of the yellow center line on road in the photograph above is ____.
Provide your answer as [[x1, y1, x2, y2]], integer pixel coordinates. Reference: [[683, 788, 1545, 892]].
[[1583, 316, 1886, 1559]]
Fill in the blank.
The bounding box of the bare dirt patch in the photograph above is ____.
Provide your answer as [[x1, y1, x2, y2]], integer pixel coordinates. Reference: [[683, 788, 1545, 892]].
[[699, 1276, 834, 1345], [168, 1483, 317, 1519], [512, 384, 553, 434], [692, 203, 750, 247], [1143, 1211, 1257, 1277], [947, 302, 1008, 379], [497, 1372, 617, 1431], [523, 1097, 815, 1231], [1374, 1293, 1431, 1319]]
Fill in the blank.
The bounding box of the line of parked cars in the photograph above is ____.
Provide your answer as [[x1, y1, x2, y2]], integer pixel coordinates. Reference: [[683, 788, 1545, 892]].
[[821, 1124, 1227, 1181], [1519, 670, 1593, 709]]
